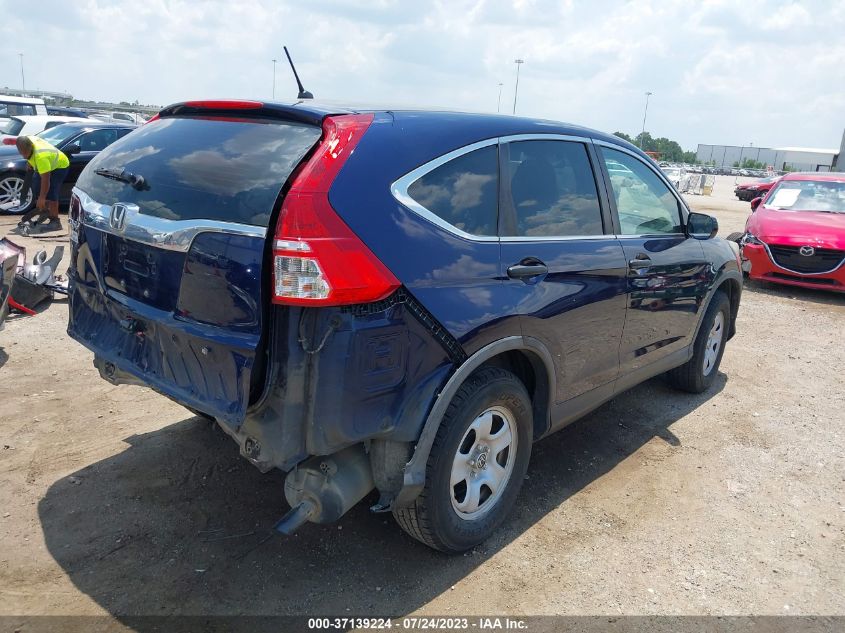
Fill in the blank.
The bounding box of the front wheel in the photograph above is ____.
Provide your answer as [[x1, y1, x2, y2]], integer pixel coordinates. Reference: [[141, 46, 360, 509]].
[[393, 367, 532, 553], [0, 173, 33, 214], [666, 291, 730, 393]]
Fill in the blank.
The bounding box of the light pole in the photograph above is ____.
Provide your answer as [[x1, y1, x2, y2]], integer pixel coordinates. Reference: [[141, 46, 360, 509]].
[[272, 59, 277, 99], [512, 59, 524, 115], [18, 53, 25, 92], [639, 91, 652, 148], [497, 82, 503, 113]]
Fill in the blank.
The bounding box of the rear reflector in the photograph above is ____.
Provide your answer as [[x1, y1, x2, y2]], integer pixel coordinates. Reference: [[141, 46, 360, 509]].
[[2, 137, 16, 145], [271, 113, 400, 306]]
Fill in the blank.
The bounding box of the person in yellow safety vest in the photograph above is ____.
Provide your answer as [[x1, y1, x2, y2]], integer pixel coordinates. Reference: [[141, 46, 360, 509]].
[[15, 135, 70, 233]]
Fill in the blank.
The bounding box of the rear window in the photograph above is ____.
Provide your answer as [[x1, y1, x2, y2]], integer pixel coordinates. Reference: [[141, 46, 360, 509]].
[[75, 116, 322, 227]]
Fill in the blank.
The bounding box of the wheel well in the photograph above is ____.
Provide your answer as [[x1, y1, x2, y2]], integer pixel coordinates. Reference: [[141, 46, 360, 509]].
[[479, 350, 550, 441], [716, 278, 741, 338]]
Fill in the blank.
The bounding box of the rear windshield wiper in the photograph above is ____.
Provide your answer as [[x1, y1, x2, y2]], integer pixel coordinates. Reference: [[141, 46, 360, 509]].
[[94, 167, 148, 191]]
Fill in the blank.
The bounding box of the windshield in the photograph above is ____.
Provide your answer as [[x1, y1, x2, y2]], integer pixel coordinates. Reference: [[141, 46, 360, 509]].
[[0, 118, 23, 136], [766, 180, 845, 213], [37, 124, 81, 146]]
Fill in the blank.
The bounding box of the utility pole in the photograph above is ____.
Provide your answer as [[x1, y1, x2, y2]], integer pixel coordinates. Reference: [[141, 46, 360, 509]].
[[512, 59, 524, 115], [272, 59, 277, 99], [497, 82, 503, 113], [19, 53, 25, 92], [640, 91, 652, 148]]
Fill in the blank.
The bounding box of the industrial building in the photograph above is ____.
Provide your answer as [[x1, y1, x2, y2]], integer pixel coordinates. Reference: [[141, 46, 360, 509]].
[[696, 142, 841, 172]]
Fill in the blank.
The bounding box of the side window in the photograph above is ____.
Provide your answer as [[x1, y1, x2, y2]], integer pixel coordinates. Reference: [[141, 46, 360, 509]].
[[504, 140, 603, 237], [600, 147, 683, 235], [77, 129, 119, 152], [0, 103, 36, 116], [116, 128, 133, 140], [407, 145, 498, 236]]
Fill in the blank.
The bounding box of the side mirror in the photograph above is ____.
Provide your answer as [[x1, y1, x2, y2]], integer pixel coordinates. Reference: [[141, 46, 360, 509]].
[[687, 212, 718, 240], [64, 143, 82, 156], [750, 197, 763, 211]]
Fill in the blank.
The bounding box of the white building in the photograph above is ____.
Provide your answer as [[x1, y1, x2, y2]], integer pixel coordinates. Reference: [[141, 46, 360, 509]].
[[696, 143, 840, 172]]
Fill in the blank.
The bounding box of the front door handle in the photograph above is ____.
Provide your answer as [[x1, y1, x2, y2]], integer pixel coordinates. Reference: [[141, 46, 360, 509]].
[[628, 254, 653, 270], [507, 262, 548, 279]]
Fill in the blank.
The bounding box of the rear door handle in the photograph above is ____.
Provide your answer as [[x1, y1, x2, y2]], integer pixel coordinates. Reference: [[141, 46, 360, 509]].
[[507, 262, 549, 279], [628, 255, 652, 270]]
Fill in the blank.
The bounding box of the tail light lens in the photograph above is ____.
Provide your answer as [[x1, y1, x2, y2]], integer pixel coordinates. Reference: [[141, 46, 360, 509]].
[[271, 113, 400, 306]]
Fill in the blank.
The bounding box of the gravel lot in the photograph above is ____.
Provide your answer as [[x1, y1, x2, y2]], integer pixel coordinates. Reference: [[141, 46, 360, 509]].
[[0, 175, 843, 621]]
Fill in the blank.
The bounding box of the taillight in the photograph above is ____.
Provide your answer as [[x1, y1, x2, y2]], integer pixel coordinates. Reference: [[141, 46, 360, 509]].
[[69, 193, 81, 245], [271, 113, 399, 306]]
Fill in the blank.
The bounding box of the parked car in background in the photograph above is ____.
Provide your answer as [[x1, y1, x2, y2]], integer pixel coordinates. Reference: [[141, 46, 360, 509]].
[[661, 166, 689, 192], [0, 115, 89, 140], [741, 173, 845, 292], [67, 99, 742, 553], [88, 110, 148, 125], [735, 175, 781, 202], [46, 106, 91, 118], [0, 121, 135, 213], [0, 95, 47, 122]]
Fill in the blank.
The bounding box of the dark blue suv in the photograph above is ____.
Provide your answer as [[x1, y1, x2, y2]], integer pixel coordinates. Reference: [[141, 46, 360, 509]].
[[67, 100, 741, 552]]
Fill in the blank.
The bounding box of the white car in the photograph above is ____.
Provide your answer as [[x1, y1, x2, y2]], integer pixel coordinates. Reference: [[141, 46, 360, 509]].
[[660, 166, 690, 192], [88, 111, 148, 125], [0, 95, 48, 123], [0, 115, 89, 140]]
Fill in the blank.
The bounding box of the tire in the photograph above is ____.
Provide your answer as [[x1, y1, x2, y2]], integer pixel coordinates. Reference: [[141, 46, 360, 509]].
[[393, 367, 532, 553], [0, 173, 34, 214], [725, 232, 744, 244], [666, 291, 730, 393]]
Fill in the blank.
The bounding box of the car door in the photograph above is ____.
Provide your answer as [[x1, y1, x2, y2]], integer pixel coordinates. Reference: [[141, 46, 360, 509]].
[[499, 136, 627, 418], [596, 143, 710, 377]]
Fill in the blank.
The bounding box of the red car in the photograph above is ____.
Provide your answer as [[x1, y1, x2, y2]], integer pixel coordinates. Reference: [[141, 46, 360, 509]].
[[735, 175, 781, 202], [741, 172, 845, 292]]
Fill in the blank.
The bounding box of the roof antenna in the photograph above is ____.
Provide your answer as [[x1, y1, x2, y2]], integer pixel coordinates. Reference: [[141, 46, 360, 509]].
[[283, 46, 313, 99]]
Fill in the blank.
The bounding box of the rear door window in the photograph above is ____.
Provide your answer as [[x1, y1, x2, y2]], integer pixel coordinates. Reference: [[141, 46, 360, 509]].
[[75, 117, 322, 227], [503, 140, 604, 237], [406, 145, 498, 236]]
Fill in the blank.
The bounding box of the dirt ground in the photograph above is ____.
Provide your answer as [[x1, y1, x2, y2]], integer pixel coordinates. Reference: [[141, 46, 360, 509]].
[[0, 175, 843, 622]]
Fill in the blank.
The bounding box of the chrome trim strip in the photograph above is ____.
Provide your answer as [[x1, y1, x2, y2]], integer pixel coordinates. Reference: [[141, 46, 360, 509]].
[[391, 133, 597, 243], [761, 241, 845, 276], [390, 138, 500, 242], [74, 187, 267, 252], [499, 234, 610, 242]]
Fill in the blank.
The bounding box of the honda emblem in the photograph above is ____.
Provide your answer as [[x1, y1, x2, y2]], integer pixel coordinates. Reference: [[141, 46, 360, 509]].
[[109, 203, 128, 232]]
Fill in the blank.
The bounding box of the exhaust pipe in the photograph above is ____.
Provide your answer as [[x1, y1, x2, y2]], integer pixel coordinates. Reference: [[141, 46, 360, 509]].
[[274, 445, 374, 535]]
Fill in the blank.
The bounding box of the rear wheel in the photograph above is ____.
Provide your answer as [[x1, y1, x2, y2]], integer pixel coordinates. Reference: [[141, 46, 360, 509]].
[[666, 291, 730, 393], [393, 367, 532, 553], [0, 174, 33, 214]]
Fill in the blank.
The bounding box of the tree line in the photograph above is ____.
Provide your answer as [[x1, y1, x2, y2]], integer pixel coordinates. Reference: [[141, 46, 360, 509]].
[[613, 131, 698, 164]]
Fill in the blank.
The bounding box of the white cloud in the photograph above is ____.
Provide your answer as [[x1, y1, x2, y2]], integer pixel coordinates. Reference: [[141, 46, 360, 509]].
[[0, 0, 842, 150]]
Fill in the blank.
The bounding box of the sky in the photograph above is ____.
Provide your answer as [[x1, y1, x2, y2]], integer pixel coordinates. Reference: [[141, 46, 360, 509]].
[[1, 0, 843, 151]]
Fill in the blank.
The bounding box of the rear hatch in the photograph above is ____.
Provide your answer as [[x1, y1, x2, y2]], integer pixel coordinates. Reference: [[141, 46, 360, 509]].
[[68, 105, 322, 425]]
